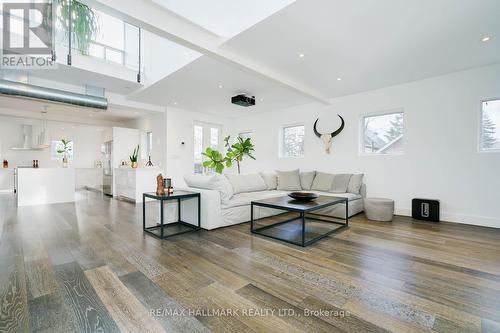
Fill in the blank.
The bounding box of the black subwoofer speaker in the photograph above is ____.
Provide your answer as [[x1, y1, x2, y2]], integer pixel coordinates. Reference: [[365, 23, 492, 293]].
[[412, 198, 440, 222]]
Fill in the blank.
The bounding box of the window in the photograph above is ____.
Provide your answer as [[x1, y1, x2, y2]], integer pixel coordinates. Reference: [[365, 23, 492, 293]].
[[194, 122, 222, 173], [480, 99, 500, 151], [362, 111, 404, 155], [51, 140, 74, 160], [146, 131, 153, 157], [238, 131, 252, 140], [281, 125, 305, 158]]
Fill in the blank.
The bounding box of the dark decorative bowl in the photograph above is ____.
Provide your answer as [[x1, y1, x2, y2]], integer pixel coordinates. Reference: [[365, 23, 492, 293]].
[[288, 192, 319, 202]]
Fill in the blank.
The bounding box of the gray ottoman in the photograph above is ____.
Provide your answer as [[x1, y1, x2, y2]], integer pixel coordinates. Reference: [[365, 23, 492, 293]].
[[364, 198, 394, 221]]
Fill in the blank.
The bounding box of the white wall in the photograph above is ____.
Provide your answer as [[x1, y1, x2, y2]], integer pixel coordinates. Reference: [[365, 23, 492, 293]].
[[126, 112, 167, 169], [166, 106, 233, 187], [231, 64, 500, 228], [0, 115, 105, 168]]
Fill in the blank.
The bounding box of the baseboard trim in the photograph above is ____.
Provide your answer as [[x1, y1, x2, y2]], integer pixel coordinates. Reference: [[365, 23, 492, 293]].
[[395, 208, 500, 229]]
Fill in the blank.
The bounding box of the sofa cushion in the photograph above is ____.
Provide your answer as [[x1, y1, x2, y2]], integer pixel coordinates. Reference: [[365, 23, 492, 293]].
[[311, 172, 335, 191], [309, 190, 362, 202], [300, 171, 316, 190], [222, 190, 288, 209], [347, 174, 364, 194], [331, 174, 352, 193], [259, 171, 277, 190], [276, 169, 302, 191], [225, 173, 267, 194], [184, 173, 233, 202]]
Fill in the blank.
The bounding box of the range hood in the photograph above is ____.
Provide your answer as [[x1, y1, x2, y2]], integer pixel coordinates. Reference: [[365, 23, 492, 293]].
[[0, 79, 108, 110], [10, 125, 46, 151]]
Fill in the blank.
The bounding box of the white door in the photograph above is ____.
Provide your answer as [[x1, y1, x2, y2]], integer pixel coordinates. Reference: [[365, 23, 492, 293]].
[[193, 122, 222, 173]]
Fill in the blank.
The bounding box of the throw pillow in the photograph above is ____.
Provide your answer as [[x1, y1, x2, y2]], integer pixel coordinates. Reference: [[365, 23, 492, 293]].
[[225, 173, 267, 194], [311, 171, 335, 191], [276, 169, 302, 191], [347, 174, 364, 194], [331, 174, 352, 193], [300, 171, 316, 190], [259, 171, 278, 190], [183, 173, 234, 203]]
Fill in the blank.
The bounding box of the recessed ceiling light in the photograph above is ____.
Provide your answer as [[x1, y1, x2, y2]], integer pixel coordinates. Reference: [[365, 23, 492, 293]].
[[218, 84, 223, 89], [337, 77, 342, 81], [259, 98, 264, 102], [298, 53, 305, 58], [482, 36, 491, 42], [174, 102, 178, 105]]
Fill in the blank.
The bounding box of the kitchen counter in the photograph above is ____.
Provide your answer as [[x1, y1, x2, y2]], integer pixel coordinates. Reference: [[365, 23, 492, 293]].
[[0, 168, 15, 193], [17, 168, 75, 206], [114, 168, 163, 203]]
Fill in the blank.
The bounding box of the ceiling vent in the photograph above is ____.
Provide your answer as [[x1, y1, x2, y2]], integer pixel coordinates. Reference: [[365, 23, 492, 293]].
[[0, 79, 108, 110]]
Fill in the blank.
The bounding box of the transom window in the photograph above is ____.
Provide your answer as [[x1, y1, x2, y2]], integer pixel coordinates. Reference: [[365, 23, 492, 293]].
[[238, 131, 252, 140], [281, 125, 305, 158], [480, 99, 500, 151], [362, 111, 404, 155]]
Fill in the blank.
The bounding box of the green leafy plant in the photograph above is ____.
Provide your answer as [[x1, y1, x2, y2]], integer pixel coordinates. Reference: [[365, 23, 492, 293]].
[[56, 139, 72, 156], [201, 147, 230, 174], [201, 136, 255, 174], [129, 145, 139, 164], [57, 0, 99, 55], [225, 136, 255, 174]]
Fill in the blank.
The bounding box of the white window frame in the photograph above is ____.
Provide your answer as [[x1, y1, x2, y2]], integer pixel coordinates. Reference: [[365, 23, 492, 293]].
[[478, 98, 500, 153], [51, 140, 74, 160], [279, 123, 305, 159], [359, 108, 405, 156]]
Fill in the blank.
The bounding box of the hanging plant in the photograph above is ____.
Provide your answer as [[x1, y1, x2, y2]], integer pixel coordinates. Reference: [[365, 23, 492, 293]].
[[57, 0, 99, 55]]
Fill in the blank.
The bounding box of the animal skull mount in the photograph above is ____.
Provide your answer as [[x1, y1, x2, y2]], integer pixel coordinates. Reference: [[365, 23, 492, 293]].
[[313, 115, 345, 154]]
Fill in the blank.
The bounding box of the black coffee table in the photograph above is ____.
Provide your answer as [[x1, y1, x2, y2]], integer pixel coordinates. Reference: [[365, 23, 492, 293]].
[[143, 191, 200, 239], [251, 195, 348, 246]]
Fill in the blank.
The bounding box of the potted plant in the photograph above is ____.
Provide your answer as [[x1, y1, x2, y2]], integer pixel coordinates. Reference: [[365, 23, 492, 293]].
[[56, 139, 72, 168], [201, 136, 255, 174], [129, 145, 139, 168]]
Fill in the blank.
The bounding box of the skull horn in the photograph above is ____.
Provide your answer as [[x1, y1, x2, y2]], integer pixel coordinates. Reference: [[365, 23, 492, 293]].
[[313, 115, 345, 138], [331, 115, 345, 137], [313, 118, 321, 138]]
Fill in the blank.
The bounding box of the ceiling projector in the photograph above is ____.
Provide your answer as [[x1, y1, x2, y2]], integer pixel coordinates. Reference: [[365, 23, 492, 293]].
[[231, 94, 255, 107]]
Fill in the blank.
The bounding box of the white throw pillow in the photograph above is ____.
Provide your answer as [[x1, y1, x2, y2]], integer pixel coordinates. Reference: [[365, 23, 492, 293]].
[[347, 174, 364, 194], [276, 169, 302, 191], [331, 174, 352, 193], [311, 172, 335, 191], [300, 171, 316, 190], [183, 173, 234, 202], [225, 173, 267, 194], [259, 171, 278, 190]]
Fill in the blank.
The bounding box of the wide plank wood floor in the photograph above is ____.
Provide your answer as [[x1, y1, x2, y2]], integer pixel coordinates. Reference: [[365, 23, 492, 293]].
[[1, 190, 500, 333]]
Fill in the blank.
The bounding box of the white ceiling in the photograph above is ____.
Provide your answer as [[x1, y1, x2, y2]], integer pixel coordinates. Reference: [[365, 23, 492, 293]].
[[151, 0, 295, 38], [131, 55, 312, 117], [221, 0, 500, 98]]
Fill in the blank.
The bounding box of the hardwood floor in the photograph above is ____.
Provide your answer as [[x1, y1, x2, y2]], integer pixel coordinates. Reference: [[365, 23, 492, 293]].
[[1, 190, 500, 333]]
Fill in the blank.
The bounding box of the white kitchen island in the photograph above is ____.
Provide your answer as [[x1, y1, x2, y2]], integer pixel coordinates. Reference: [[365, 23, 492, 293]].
[[17, 168, 76, 206]]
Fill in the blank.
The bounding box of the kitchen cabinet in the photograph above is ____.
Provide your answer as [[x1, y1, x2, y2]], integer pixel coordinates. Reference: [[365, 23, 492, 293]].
[[114, 168, 162, 203]]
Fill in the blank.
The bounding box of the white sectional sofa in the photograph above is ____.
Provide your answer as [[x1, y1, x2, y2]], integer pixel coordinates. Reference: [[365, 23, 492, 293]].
[[174, 169, 365, 230]]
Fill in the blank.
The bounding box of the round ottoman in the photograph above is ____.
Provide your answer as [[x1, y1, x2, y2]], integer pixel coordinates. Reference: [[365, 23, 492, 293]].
[[364, 198, 394, 221]]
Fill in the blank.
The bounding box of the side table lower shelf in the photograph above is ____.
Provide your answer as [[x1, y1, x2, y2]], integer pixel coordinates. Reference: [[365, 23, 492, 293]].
[[143, 191, 201, 239]]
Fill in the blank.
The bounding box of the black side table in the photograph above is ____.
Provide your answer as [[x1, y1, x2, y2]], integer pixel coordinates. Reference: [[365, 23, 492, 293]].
[[143, 191, 201, 239]]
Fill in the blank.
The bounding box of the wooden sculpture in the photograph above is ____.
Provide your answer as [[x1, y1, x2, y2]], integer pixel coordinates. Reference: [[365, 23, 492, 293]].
[[156, 174, 165, 195]]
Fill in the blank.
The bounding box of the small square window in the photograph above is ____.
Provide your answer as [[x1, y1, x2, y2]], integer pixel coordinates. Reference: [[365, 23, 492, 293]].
[[362, 111, 404, 155], [480, 99, 500, 151], [281, 125, 305, 158], [51, 140, 74, 160]]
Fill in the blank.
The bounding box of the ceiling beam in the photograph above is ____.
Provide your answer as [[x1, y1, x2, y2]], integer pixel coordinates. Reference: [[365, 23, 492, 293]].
[[81, 0, 331, 105]]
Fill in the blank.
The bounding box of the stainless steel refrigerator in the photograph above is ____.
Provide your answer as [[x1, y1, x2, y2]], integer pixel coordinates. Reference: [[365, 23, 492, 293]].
[[101, 141, 113, 196]]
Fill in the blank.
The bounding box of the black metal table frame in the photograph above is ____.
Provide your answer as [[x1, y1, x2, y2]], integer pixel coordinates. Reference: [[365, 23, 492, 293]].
[[250, 197, 348, 247], [143, 192, 201, 239]]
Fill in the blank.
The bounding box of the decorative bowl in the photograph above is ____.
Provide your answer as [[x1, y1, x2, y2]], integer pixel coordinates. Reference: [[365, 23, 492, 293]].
[[288, 192, 319, 202]]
